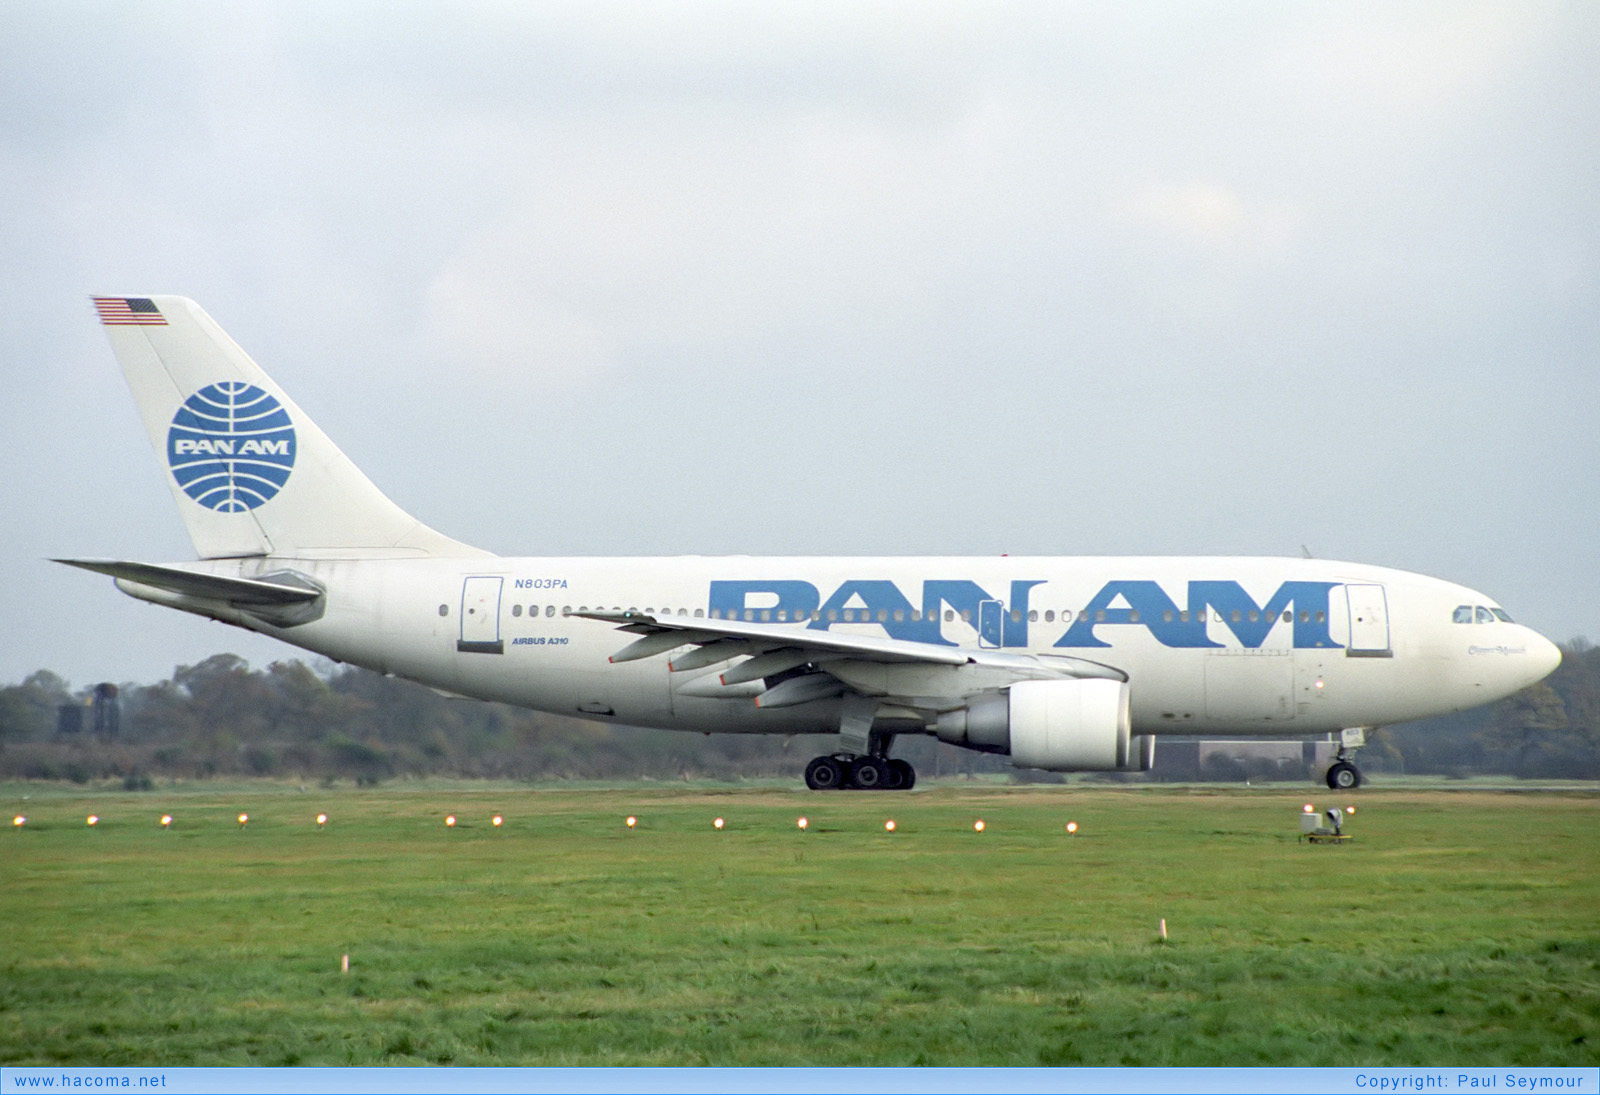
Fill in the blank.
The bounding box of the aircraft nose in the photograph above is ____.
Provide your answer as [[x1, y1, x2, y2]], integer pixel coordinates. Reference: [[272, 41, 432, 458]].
[[1527, 630, 1562, 684]]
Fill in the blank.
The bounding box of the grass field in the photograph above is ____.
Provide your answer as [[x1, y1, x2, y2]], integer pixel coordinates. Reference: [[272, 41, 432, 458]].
[[1, 781, 1596, 1066]]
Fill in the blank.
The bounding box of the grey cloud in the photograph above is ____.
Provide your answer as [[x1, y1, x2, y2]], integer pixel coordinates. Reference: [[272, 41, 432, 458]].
[[2, 1, 1596, 686]]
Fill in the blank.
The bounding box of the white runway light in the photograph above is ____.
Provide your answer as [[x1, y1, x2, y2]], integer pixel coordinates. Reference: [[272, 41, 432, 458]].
[[160, 815, 172, 829], [884, 819, 896, 832], [1065, 821, 1078, 835], [316, 813, 328, 827], [625, 815, 637, 829], [87, 815, 99, 827], [12, 816, 24, 828], [237, 813, 249, 827], [445, 815, 457, 828], [973, 820, 985, 832], [797, 817, 808, 831], [713, 817, 724, 830], [492, 815, 503, 828]]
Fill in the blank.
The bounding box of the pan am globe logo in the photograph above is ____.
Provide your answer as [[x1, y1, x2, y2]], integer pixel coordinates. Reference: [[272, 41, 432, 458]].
[[167, 382, 296, 512]]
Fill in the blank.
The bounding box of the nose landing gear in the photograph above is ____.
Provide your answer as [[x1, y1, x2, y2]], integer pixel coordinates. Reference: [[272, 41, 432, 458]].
[[1324, 727, 1367, 789], [1325, 760, 1362, 790]]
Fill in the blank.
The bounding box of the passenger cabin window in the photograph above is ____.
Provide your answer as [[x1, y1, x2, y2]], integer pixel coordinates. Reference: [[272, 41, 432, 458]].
[[1453, 605, 1473, 624], [512, 605, 522, 617]]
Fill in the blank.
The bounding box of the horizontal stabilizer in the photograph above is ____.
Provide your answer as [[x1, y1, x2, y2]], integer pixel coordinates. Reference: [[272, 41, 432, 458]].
[[54, 559, 322, 605]]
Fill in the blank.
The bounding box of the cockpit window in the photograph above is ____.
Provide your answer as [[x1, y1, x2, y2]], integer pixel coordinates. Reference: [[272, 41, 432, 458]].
[[1453, 605, 1473, 624], [1491, 608, 1512, 622], [1475, 606, 1495, 624]]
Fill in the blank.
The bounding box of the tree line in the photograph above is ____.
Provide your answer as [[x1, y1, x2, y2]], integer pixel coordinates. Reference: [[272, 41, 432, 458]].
[[0, 640, 1594, 786]]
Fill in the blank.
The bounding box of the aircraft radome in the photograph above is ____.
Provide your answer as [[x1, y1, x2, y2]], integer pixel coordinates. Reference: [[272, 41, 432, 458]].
[[61, 296, 1563, 791]]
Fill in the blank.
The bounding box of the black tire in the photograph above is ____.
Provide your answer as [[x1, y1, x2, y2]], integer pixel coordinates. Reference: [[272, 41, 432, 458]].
[[888, 759, 916, 791], [1326, 761, 1361, 790], [849, 756, 888, 790], [881, 760, 906, 791], [805, 756, 845, 790]]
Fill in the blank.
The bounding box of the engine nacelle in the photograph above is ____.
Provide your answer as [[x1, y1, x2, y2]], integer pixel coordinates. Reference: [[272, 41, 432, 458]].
[[936, 679, 1151, 772]]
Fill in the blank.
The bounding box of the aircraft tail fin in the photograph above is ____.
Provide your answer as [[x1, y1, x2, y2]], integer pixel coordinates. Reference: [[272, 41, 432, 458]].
[[92, 295, 489, 560]]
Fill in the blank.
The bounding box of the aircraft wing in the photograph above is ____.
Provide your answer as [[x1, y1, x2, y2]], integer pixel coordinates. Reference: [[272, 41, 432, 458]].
[[573, 610, 1125, 707]]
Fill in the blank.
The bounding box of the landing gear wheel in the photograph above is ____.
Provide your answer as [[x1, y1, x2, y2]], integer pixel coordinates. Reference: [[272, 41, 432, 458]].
[[1326, 761, 1362, 790], [805, 756, 845, 790], [882, 760, 906, 791], [888, 759, 916, 791], [849, 756, 888, 790]]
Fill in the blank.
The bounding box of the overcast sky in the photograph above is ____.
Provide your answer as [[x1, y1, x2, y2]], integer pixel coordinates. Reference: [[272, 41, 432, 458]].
[[3, 1, 1596, 688]]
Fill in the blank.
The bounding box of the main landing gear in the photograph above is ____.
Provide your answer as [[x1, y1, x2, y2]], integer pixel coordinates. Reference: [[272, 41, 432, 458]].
[[804, 754, 917, 791]]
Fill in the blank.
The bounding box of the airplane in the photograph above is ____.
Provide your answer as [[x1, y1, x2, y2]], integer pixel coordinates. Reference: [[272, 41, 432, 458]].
[[59, 296, 1563, 792]]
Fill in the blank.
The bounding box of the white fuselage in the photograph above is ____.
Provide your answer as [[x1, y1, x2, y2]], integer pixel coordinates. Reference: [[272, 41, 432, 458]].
[[150, 554, 1561, 740], [78, 295, 1566, 786]]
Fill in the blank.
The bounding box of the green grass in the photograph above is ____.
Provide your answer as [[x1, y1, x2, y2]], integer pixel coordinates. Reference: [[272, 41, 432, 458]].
[[1, 782, 1596, 1065]]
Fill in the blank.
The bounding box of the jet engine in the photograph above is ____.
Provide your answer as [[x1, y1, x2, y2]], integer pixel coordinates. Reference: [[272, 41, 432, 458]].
[[935, 678, 1153, 772]]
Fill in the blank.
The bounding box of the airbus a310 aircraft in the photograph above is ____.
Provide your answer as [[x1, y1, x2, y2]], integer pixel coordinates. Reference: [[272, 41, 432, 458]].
[[61, 296, 1562, 791]]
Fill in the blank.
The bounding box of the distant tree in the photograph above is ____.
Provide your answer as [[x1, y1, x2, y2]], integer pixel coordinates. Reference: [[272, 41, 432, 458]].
[[5, 638, 1598, 784], [1475, 681, 1569, 777], [0, 671, 73, 742]]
